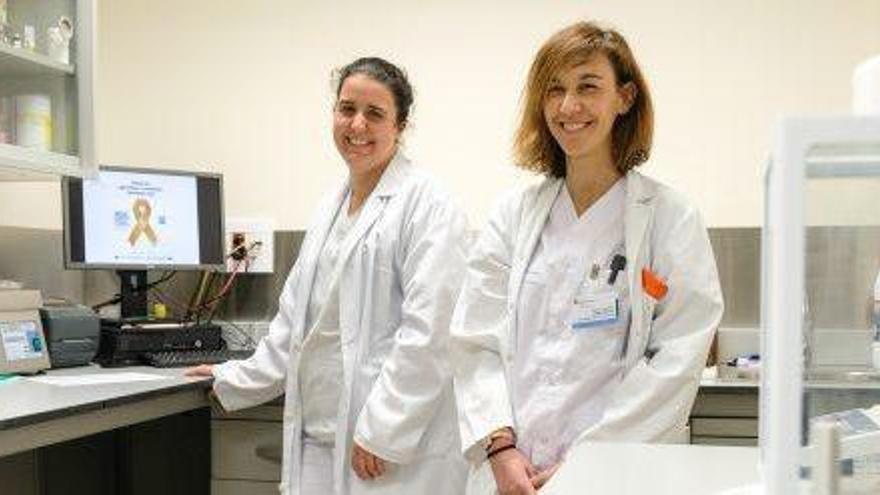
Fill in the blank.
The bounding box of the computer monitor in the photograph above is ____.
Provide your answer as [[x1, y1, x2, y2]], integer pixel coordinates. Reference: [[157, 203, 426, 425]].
[[62, 166, 225, 320]]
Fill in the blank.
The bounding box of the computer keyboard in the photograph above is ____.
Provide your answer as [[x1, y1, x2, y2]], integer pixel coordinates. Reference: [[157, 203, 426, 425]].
[[142, 349, 255, 368]]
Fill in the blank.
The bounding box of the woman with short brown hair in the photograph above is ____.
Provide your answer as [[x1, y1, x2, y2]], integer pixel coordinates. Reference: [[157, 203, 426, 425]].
[[451, 21, 723, 495], [514, 21, 653, 178]]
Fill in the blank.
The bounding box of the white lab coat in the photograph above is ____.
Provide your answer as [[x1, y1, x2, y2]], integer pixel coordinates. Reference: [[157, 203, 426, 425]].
[[212, 153, 469, 495], [450, 171, 723, 493]]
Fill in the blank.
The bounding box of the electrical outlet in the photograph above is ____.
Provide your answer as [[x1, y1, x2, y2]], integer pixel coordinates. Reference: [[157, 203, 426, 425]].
[[225, 218, 274, 273]]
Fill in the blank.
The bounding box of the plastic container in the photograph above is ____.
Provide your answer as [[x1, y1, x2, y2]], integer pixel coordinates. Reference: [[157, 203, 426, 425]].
[[15, 94, 52, 150]]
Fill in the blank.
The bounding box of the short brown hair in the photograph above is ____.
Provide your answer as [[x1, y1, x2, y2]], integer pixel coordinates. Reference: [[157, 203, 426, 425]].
[[513, 21, 653, 177]]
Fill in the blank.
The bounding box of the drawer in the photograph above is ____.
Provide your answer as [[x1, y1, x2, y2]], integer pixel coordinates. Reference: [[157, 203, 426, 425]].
[[691, 436, 758, 447], [212, 420, 282, 481], [691, 417, 759, 437], [692, 391, 759, 418], [212, 480, 279, 495]]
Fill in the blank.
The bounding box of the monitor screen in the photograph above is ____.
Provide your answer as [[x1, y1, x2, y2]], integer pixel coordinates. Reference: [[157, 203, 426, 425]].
[[63, 166, 225, 270]]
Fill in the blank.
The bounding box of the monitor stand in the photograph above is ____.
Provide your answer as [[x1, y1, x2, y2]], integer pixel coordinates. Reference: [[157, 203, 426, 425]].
[[118, 270, 149, 320]]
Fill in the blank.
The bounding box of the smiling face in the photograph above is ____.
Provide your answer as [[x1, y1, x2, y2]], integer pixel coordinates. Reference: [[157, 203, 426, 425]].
[[543, 54, 635, 168], [333, 73, 403, 177]]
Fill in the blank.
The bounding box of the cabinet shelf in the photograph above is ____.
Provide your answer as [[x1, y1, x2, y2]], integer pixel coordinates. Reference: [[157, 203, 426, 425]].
[[0, 142, 83, 181], [0, 43, 75, 77]]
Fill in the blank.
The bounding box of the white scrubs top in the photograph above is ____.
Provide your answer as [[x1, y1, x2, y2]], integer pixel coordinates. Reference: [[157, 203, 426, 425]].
[[300, 194, 358, 444], [511, 178, 630, 470]]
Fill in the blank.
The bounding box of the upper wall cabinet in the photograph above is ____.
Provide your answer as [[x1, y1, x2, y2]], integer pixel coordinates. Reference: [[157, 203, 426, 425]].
[[0, 0, 94, 181]]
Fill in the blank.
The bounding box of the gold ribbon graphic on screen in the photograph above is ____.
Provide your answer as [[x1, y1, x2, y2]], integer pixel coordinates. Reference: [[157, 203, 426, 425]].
[[128, 198, 158, 246]]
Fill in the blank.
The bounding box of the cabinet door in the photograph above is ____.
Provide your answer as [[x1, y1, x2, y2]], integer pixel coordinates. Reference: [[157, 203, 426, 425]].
[[38, 430, 117, 495], [0, 451, 38, 495], [212, 419, 283, 482], [212, 480, 280, 495], [0, 0, 95, 179], [124, 408, 211, 495]]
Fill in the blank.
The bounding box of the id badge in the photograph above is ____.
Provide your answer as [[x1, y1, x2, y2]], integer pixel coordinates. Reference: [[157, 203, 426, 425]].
[[570, 286, 619, 330]]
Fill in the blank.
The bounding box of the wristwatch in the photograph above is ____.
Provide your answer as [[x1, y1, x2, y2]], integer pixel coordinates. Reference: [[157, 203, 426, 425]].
[[480, 427, 516, 452]]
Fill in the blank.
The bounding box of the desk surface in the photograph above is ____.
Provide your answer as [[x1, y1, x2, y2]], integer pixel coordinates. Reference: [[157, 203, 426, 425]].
[[542, 442, 759, 495], [0, 364, 211, 431]]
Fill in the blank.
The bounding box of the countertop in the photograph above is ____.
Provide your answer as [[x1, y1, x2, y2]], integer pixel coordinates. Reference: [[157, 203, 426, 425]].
[[542, 441, 759, 495], [0, 364, 211, 431]]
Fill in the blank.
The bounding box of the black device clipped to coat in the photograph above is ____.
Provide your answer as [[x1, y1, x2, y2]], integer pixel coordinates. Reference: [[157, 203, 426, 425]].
[[607, 254, 627, 285]]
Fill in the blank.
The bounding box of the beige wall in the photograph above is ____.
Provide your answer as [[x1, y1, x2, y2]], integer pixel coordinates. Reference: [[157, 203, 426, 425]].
[[2, 0, 879, 230]]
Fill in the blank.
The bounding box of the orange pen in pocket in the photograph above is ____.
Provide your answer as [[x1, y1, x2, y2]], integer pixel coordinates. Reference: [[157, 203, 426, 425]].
[[642, 267, 668, 300]]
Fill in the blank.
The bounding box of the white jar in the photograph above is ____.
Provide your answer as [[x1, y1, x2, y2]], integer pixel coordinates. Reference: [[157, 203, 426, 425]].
[[15, 94, 52, 151], [853, 55, 880, 115]]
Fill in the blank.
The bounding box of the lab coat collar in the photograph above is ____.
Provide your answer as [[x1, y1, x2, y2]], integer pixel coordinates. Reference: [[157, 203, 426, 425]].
[[315, 150, 412, 245], [624, 170, 657, 281], [366, 150, 411, 199], [519, 170, 658, 267], [623, 170, 657, 361], [341, 149, 411, 242], [510, 171, 657, 357], [323, 151, 412, 292], [512, 178, 562, 288]]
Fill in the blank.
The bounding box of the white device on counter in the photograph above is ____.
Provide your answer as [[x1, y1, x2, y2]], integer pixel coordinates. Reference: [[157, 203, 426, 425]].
[[0, 289, 50, 374]]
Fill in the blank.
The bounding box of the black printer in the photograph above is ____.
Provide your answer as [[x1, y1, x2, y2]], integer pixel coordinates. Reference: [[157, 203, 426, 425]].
[[39, 304, 100, 368]]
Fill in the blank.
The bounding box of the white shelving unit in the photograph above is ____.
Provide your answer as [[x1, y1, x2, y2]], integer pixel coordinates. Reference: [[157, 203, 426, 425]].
[[0, 0, 95, 181], [763, 116, 880, 494]]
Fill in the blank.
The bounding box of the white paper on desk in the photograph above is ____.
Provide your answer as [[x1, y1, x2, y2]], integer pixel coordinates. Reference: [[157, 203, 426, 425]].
[[27, 372, 170, 386]]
